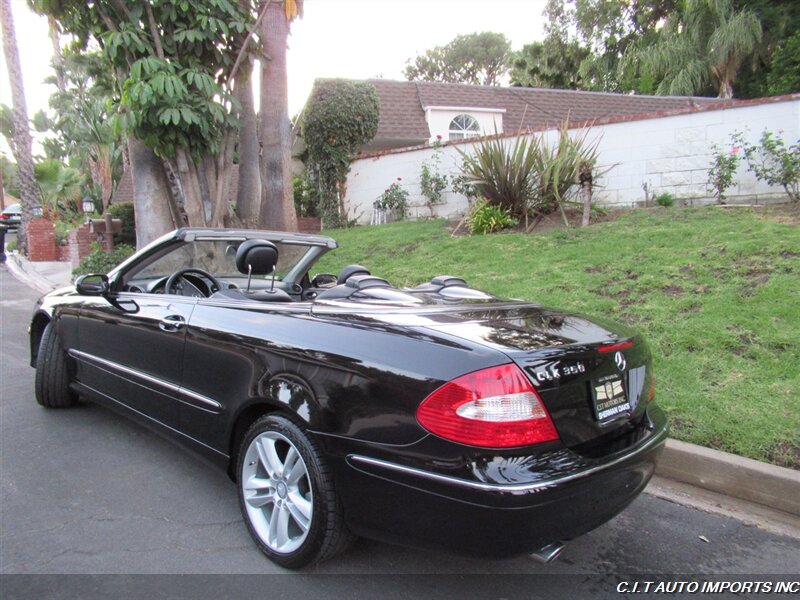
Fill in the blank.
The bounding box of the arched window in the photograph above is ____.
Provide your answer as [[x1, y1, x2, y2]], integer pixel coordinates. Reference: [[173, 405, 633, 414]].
[[448, 114, 480, 140]]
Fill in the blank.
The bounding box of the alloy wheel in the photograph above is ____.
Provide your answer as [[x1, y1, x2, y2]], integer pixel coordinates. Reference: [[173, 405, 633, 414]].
[[241, 431, 313, 554]]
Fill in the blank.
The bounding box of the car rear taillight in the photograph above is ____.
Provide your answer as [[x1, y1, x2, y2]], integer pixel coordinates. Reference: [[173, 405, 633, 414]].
[[416, 364, 559, 448], [0, 214, 8, 220]]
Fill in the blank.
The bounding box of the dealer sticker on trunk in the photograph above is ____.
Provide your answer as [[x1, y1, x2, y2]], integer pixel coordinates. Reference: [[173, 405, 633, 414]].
[[592, 375, 631, 422]]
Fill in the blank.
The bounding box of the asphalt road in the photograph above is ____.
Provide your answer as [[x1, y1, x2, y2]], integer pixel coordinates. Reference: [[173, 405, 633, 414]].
[[1, 265, 798, 598]]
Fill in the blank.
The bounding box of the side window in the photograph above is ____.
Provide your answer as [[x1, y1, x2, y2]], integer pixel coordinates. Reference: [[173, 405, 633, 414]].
[[449, 114, 480, 141]]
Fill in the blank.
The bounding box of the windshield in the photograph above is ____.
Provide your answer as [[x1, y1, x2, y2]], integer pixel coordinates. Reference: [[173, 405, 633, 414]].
[[127, 240, 315, 283]]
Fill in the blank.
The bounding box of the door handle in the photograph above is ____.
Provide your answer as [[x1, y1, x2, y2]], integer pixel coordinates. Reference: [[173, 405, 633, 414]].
[[159, 314, 186, 332]]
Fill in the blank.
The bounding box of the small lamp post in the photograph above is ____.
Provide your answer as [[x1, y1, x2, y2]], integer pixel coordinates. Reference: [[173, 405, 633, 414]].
[[32, 205, 43, 218], [81, 197, 95, 220]]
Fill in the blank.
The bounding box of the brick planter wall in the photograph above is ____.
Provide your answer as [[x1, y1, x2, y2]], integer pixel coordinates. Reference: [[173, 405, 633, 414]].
[[68, 225, 93, 268], [26, 219, 58, 262], [297, 217, 322, 233]]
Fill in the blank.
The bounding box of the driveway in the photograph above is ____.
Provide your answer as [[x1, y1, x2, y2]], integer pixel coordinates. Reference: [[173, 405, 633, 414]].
[[1, 266, 798, 598]]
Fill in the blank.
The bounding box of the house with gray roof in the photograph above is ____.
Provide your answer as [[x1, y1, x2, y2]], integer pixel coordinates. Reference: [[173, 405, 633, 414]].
[[307, 79, 724, 154]]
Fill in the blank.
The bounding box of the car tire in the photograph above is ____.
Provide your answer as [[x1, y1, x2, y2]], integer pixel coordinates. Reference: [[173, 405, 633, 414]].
[[34, 323, 77, 409], [237, 414, 353, 568]]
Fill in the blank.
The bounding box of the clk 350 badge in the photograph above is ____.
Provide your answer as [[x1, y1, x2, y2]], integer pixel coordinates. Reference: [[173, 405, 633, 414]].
[[532, 362, 586, 383]]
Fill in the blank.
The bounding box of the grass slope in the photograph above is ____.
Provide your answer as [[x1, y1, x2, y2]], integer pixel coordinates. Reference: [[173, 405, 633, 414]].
[[317, 207, 800, 468]]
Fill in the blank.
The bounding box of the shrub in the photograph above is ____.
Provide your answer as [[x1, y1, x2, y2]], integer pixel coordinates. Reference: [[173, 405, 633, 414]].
[[458, 121, 603, 226], [532, 122, 601, 221], [451, 170, 479, 201], [767, 32, 800, 96], [467, 199, 517, 235], [301, 79, 380, 228], [458, 130, 539, 219], [656, 192, 675, 207], [107, 202, 136, 246], [419, 138, 449, 216], [734, 130, 800, 206], [53, 216, 80, 246], [72, 242, 135, 279], [293, 174, 318, 217], [707, 145, 740, 204], [375, 179, 409, 220]]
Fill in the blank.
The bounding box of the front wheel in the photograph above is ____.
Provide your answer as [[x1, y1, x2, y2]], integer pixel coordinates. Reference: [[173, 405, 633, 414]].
[[34, 323, 77, 408], [237, 415, 353, 568]]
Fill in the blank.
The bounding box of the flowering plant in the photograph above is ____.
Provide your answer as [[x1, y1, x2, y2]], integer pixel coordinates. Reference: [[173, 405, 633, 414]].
[[707, 145, 740, 204], [374, 178, 409, 219], [420, 141, 448, 216]]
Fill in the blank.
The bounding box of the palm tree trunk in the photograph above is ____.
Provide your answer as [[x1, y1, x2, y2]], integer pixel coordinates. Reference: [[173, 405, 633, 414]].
[[718, 79, 734, 99], [235, 62, 261, 225], [1, 0, 40, 254], [258, 0, 298, 231], [47, 14, 66, 93]]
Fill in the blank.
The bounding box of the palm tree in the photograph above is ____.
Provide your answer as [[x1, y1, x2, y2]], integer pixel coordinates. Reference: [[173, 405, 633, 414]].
[[1, 0, 40, 253], [33, 158, 83, 217], [258, 0, 300, 231], [624, 0, 762, 99]]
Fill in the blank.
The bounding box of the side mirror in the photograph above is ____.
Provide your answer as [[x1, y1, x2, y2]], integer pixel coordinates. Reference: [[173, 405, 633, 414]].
[[75, 273, 110, 296]]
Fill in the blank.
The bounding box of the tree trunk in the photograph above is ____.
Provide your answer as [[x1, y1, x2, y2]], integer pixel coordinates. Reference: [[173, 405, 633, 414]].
[[174, 148, 208, 227], [718, 78, 734, 99], [89, 146, 114, 210], [1, 0, 40, 254], [47, 15, 66, 93], [212, 134, 235, 227], [128, 137, 178, 247], [198, 156, 216, 223], [235, 63, 261, 225], [580, 182, 592, 227], [259, 0, 298, 231]]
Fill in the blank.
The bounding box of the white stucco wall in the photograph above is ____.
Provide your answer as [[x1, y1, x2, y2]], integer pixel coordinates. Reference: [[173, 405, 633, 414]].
[[343, 97, 799, 224]]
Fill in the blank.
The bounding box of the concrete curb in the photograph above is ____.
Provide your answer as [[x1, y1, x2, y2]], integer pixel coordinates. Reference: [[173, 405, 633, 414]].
[[4, 252, 56, 295], [655, 438, 800, 517], [5, 247, 800, 521]]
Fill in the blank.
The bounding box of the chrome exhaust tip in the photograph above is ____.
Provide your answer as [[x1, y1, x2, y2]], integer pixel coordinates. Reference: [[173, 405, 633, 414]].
[[530, 542, 565, 564]]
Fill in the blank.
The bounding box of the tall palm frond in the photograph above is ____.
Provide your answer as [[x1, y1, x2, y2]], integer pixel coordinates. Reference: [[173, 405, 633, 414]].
[[621, 0, 762, 98]]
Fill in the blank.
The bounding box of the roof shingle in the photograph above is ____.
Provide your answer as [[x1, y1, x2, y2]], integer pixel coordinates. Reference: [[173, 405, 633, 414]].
[[361, 79, 725, 150]]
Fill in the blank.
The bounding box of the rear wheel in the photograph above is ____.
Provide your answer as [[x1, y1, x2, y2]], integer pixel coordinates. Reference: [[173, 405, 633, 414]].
[[237, 415, 353, 568], [34, 323, 77, 408]]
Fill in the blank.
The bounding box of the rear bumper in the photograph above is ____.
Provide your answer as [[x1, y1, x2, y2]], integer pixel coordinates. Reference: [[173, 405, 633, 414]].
[[337, 405, 668, 556]]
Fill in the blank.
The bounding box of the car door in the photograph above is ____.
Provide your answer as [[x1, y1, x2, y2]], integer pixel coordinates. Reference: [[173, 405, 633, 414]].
[[74, 291, 196, 429]]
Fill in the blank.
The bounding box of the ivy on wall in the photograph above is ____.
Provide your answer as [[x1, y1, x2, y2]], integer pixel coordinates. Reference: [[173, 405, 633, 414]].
[[301, 79, 379, 228]]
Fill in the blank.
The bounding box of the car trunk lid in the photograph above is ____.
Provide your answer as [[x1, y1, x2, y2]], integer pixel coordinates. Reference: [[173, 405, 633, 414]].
[[313, 299, 652, 451]]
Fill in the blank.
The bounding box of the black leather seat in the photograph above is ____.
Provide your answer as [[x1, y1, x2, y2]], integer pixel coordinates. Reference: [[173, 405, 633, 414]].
[[211, 240, 292, 302]]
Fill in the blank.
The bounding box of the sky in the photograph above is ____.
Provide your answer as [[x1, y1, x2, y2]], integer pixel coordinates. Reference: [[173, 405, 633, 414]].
[[1, 0, 548, 122]]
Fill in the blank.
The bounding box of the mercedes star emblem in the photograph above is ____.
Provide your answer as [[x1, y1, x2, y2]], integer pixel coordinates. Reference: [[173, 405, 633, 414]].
[[614, 351, 627, 372]]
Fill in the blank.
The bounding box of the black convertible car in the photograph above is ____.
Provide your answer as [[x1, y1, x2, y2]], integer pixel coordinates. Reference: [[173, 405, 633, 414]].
[[30, 227, 667, 568]]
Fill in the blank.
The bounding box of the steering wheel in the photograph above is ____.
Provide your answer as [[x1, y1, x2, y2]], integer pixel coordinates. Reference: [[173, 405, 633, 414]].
[[165, 268, 222, 297]]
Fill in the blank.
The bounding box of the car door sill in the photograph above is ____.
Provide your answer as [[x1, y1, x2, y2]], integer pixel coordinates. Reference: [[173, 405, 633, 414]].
[[69, 349, 222, 412]]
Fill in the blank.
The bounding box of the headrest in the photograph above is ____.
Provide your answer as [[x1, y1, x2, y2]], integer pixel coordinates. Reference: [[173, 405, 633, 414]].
[[236, 240, 279, 275], [344, 274, 391, 289], [430, 275, 467, 288], [337, 264, 371, 284]]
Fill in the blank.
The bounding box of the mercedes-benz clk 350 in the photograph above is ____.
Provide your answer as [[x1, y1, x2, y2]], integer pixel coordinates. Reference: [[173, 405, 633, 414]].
[[30, 228, 667, 568]]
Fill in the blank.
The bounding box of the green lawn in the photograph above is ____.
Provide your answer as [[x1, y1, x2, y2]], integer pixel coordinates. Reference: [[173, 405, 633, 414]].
[[316, 207, 800, 468]]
